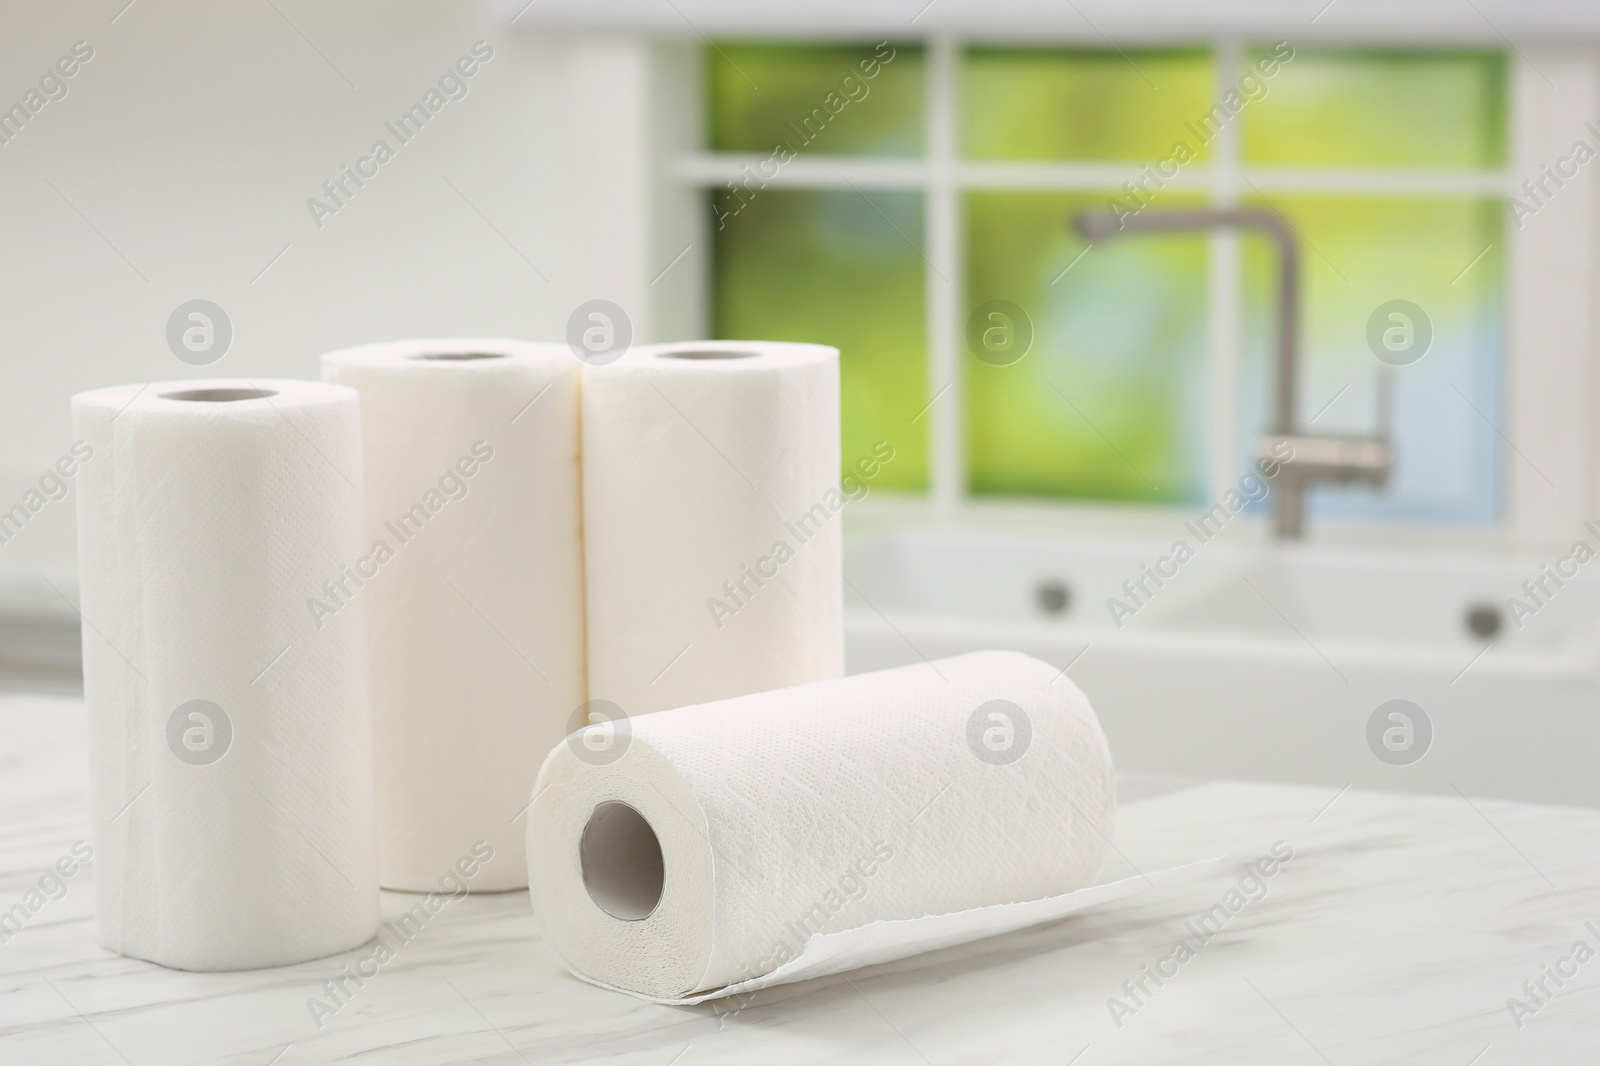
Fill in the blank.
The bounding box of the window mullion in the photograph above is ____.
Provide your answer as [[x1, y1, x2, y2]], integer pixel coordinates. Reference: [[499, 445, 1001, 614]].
[[926, 36, 962, 512], [1208, 39, 1244, 503]]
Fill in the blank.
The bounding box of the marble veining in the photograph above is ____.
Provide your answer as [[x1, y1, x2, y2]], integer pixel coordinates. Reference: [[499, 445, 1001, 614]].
[[2, 695, 1597, 1064]]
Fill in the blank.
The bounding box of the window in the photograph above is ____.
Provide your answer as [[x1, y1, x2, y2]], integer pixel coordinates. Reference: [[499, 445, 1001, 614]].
[[697, 42, 1507, 523]]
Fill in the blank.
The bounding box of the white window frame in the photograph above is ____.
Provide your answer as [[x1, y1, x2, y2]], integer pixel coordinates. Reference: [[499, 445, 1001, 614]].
[[564, 35, 1600, 549]]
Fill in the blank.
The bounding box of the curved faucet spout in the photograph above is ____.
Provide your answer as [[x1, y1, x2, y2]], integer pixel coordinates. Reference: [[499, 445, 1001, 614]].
[[1072, 207, 1300, 437], [1069, 206, 1389, 539]]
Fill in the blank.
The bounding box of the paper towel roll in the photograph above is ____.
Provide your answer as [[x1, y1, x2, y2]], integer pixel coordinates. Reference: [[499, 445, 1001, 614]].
[[323, 339, 583, 892], [72, 379, 377, 971], [526, 650, 1124, 1002], [582, 340, 842, 717]]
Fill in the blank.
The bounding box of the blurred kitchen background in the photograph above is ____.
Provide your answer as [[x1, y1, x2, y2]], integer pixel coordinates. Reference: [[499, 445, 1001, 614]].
[[3, 1, 1597, 805]]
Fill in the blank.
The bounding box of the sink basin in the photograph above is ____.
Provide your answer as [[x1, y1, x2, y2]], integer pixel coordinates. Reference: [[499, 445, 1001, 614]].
[[1139, 549, 1591, 654], [844, 527, 1600, 808]]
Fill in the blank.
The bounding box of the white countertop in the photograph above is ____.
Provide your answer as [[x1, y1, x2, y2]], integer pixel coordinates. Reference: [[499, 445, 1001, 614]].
[[3, 694, 1596, 1064]]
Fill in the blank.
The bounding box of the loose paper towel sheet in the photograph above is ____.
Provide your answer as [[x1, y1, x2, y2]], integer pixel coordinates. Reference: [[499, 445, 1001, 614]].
[[582, 862, 1215, 1004], [323, 339, 583, 892], [527, 650, 1191, 1002], [581, 340, 842, 717], [72, 379, 378, 971]]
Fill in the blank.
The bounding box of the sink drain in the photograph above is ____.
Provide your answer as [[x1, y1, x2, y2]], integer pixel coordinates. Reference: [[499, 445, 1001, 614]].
[[1465, 602, 1501, 639], [1036, 579, 1071, 616]]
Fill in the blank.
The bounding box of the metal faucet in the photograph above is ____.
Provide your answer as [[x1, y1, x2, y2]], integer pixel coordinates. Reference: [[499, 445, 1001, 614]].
[[1070, 207, 1391, 538]]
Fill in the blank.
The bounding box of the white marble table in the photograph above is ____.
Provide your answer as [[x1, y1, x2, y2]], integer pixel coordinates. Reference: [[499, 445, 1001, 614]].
[[3, 694, 1597, 1065]]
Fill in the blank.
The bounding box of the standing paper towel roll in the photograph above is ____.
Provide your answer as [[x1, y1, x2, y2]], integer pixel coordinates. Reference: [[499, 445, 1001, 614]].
[[582, 340, 842, 717], [72, 379, 377, 971], [527, 650, 1132, 1002], [323, 339, 583, 892]]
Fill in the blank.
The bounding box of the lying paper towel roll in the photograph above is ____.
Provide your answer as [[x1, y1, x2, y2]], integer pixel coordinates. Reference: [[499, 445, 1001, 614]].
[[526, 650, 1119, 1001], [582, 340, 842, 717], [322, 339, 583, 892], [72, 379, 377, 971]]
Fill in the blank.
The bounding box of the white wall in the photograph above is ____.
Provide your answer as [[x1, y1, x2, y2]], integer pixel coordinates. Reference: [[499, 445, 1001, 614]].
[[1506, 46, 1600, 550], [0, 0, 577, 594]]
